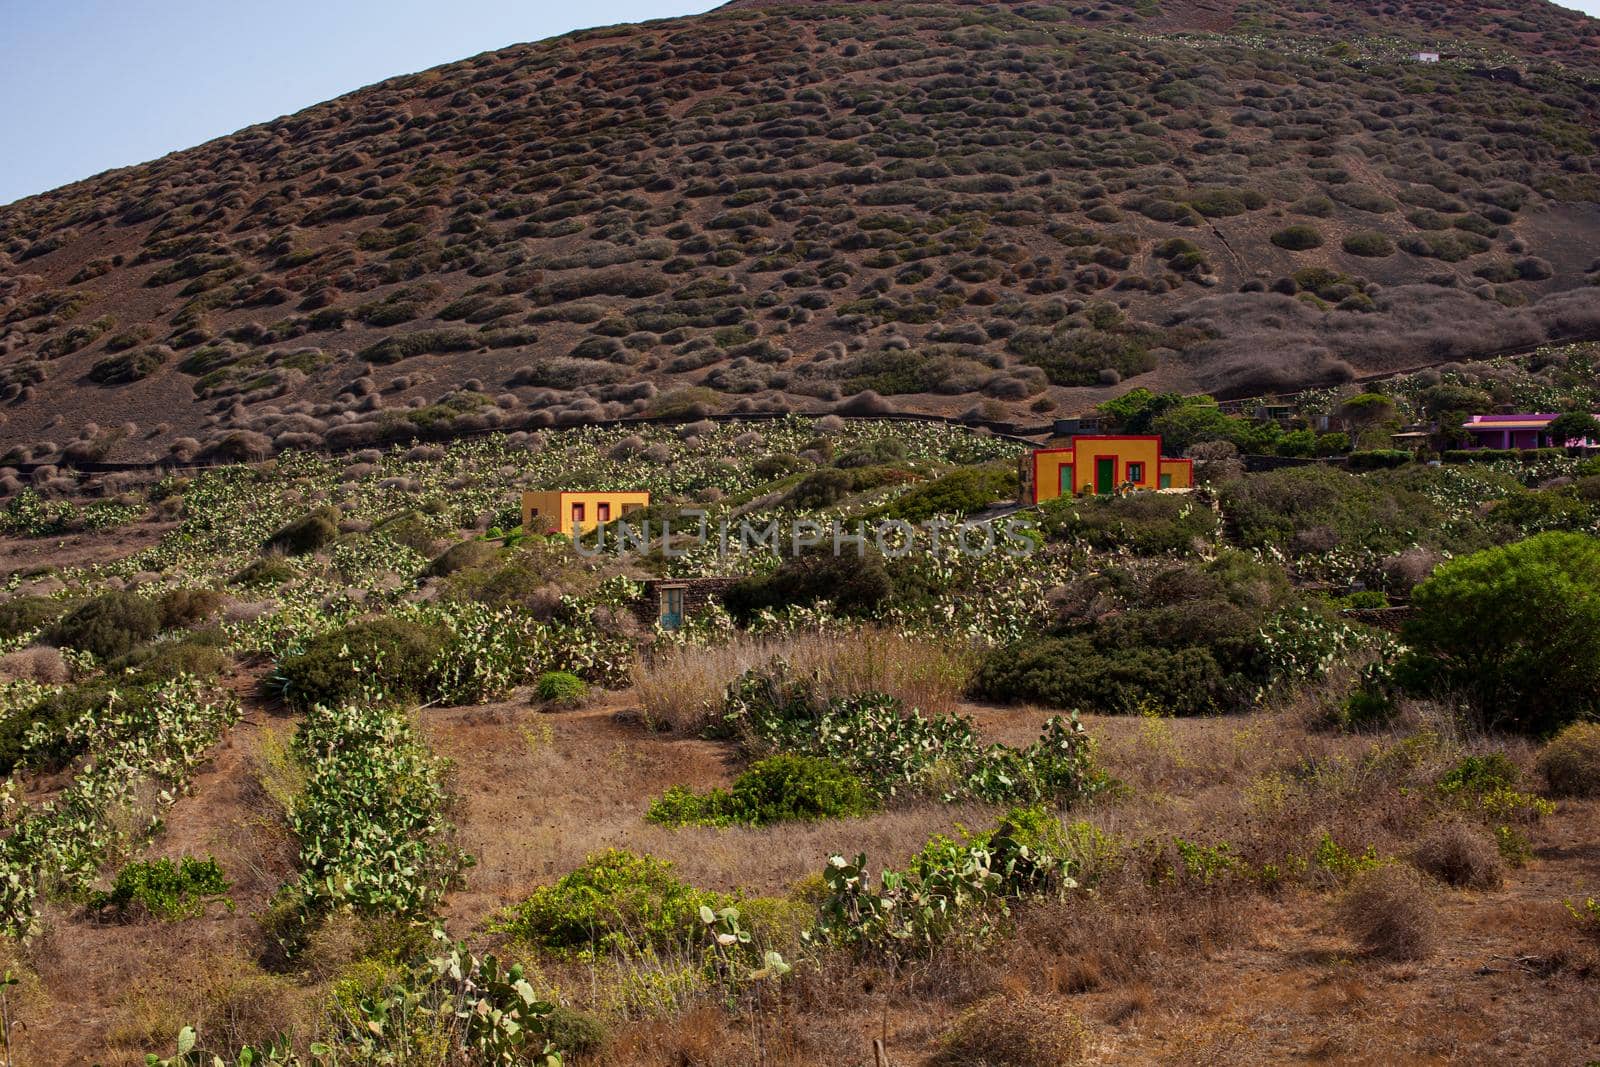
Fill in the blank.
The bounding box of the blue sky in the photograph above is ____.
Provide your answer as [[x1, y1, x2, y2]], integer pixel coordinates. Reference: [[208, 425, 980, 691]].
[[1, 0, 1597, 207], [0, 1, 719, 206]]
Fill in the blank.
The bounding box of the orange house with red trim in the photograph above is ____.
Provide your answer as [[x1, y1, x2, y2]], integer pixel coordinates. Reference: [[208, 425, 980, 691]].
[[1024, 436, 1193, 505]]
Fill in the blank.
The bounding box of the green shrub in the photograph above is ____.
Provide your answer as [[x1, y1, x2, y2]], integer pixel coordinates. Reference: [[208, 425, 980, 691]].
[[0, 596, 65, 640], [1346, 449, 1412, 470], [786, 468, 854, 508], [1271, 225, 1323, 251], [1343, 232, 1396, 257], [647, 754, 872, 827], [112, 637, 230, 683], [157, 587, 223, 629], [264, 507, 341, 556], [229, 557, 297, 588], [424, 539, 499, 578], [861, 464, 1016, 522], [534, 670, 587, 706], [1536, 723, 1600, 797], [1219, 465, 1437, 555], [1399, 533, 1600, 735], [496, 850, 731, 957], [724, 551, 891, 622], [48, 591, 162, 660], [544, 1006, 609, 1058], [1039, 493, 1219, 555], [87, 347, 166, 385], [274, 618, 447, 710], [88, 856, 231, 920], [0, 683, 106, 774], [972, 635, 1233, 715]]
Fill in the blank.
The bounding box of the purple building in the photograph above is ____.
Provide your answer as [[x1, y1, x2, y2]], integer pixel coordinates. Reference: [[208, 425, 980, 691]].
[[1462, 413, 1599, 450]]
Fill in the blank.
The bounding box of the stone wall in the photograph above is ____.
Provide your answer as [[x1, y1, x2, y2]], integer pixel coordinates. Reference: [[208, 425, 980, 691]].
[[631, 577, 741, 628]]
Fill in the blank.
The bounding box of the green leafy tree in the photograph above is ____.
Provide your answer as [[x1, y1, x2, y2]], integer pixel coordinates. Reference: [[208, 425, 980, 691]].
[[1546, 411, 1600, 447], [1399, 532, 1600, 735], [1150, 401, 1233, 453]]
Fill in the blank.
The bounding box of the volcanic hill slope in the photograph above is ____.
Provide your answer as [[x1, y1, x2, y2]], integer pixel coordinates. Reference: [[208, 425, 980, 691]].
[[2, 0, 1599, 463]]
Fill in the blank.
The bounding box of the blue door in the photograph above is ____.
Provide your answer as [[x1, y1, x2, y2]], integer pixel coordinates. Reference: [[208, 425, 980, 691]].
[[659, 587, 684, 631]]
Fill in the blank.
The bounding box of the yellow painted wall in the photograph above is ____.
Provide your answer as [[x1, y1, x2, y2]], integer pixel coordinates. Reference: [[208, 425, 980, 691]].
[[522, 491, 650, 535], [1033, 437, 1169, 503], [1158, 459, 1194, 490]]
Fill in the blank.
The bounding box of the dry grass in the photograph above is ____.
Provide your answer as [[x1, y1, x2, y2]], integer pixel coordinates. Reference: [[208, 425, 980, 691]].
[[630, 629, 977, 735], [1410, 820, 1504, 889], [1337, 864, 1440, 961], [929, 990, 1090, 1066], [105, 949, 308, 1058], [0, 644, 69, 683]]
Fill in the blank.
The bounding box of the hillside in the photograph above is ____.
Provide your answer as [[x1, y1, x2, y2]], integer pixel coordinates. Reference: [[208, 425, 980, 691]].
[[0, 418, 1598, 1062], [2, 0, 1600, 463]]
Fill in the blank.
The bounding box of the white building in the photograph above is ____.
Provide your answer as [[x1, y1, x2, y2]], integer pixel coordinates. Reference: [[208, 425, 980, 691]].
[[1411, 52, 1441, 63]]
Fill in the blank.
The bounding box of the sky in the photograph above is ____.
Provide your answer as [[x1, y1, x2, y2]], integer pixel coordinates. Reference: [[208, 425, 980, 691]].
[[0, 1, 719, 206], [1, 0, 1597, 207]]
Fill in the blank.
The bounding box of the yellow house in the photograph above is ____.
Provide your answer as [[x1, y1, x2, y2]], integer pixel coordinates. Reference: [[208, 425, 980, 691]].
[[521, 490, 650, 535], [1026, 435, 1193, 505]]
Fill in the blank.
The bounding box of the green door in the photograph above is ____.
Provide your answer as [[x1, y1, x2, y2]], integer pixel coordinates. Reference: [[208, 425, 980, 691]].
[[1095, 458, 1115, 495], [1058, 464, 1073, 497], [1160, 473, 1172, 489]]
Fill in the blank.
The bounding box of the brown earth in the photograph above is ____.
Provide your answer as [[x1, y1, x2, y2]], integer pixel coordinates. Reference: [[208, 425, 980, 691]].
[[0, 632, 1593, 1065]]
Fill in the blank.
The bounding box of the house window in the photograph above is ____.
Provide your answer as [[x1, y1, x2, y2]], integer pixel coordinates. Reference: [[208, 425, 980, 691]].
[[622, 503, 642, 515], [1127, 462, 1145, 484], [571, 503, 586, 525], [597, 503, 611, 523], [659, 586, 685, 631]]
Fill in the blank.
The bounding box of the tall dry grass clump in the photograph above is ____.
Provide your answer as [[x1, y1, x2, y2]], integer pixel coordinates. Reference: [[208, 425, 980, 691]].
[[930, 990, 1089, 1066], [631, 629, 977, 734], [1337, 864, 1439, 960], [1410, 821, 1504, 889]]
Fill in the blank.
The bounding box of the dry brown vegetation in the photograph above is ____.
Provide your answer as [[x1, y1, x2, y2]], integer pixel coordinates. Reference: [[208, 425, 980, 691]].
[[630, 628, 977, 734]]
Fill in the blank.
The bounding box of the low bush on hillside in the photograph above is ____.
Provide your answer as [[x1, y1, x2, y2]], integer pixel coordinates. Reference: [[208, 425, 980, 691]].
[[648, 754, 872, 828], [48, 591, 163, 660], [1040, 492, 1218, 555], [973, 636, 1235, 716], [860, 464, 1016, 521], [1219, 465, 1438, 556], [719, 660, 1107, 806], [87, 346, 167, 385], [111, 634, 231, 684], [533, 670, 587, 707], [1398, 532, 1600, 735], [973, 553, 1317, 715], [932, 992, 1089, 1067], [1537, 722, 1600, 797], [1271, 225, 1323, 251], [1343, 231, 1396, 257], [424, 539, 498, 578], [723, 550, 891, 622], [274, 618, 447, 710], [1337, 864, 1438, 960], [264, 507, 341, 556], [1409, 822, 1503, 890], [229, 556, 297, 588], [496, 849, 731, 957], [88, 856, 232, 921], [0, 596, 66, 640]]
